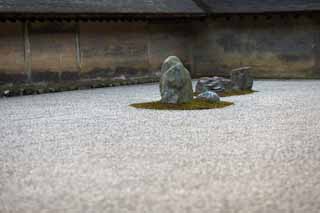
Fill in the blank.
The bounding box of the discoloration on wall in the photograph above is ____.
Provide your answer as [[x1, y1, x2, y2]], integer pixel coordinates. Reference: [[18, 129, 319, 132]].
[[30, 22, 78, 82], [0, 23, 26, 83], [193, 16, 319, 78], [1, 17, 320, 96], [148, 23, 193, 75], [0, 21, 191, 89], [80, 22, 150, 79]]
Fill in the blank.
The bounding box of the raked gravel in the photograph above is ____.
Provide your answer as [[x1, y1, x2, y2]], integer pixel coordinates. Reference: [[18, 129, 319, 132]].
[[0, 80, 320, 213]]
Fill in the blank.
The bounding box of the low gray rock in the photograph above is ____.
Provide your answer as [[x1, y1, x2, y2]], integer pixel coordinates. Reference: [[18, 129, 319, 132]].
[[3, 90, 10, 97], [231, 67, 253, 90], [196, 91, 220, 103], [160, 56, 193, 104], [195, 76, 234, 94], [37, 89, 45, 94]]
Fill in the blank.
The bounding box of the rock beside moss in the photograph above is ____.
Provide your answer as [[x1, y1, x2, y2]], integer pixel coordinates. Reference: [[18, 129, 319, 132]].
[[195, 67, 254, 94], [160, 56, 193, 104], [196, 91, 220, 103], [195, 76, 234, 94], [160, 56, 182, 75], [231, 67, 253, 90]]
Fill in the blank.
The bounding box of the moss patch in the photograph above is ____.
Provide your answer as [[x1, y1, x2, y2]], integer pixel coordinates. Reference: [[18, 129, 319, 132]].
[[130, 99, 234, 111], [218, 89, 257, 97], [194, 89, 257, 97]]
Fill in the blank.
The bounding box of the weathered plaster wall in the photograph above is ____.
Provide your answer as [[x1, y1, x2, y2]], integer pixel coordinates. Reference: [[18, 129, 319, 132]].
[[0, 21, 192, 89], [0, 23, 26, 83], [1, 16, 320, 96], [30, 22, 78, 82], [79, 22, 150, 80], [193, 16, 320, 78], [79, 22, 193, 80], [148, 23, 194, 74]]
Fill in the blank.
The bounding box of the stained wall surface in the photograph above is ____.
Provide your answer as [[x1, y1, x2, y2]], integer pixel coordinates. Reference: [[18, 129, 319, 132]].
[[193, 16, 320, 78], [79, 22, 150, 80], [79, 22, 194, 80], [29, 22, 78, 82], [148, 23, 193, 74], [0, 23, 26, 83], [0, 21, 192, 85], [0, 16, 320, 88]]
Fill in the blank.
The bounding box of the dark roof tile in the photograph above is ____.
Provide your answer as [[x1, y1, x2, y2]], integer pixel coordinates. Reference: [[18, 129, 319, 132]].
[[0, 0, 203, 14], [1, 0, 319, 16], [200, 0, 320, 13]]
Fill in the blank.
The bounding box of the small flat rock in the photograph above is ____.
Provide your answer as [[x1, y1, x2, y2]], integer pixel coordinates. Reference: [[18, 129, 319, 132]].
[[196, 91, 220, 103], [3, 90, 10, 96]]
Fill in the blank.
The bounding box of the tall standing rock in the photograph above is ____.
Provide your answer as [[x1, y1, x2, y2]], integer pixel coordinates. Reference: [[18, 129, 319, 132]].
[[160, 56, 193, 104], [231, 67, 253, 90], [161, 56, 182, 75]]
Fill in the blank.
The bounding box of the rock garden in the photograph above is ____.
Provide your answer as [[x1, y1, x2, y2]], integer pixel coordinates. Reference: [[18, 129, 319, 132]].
[[131, 56, 255, 110]]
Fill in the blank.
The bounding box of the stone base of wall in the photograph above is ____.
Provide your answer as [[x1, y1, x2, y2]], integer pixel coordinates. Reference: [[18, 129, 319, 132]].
[[0, 76, 159, 98]]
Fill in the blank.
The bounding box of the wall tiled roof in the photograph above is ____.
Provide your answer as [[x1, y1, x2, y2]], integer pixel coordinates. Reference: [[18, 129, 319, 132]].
[[200, 0, 320, 14], [0, 0, 319, 17], [0, 0, 203, 15]]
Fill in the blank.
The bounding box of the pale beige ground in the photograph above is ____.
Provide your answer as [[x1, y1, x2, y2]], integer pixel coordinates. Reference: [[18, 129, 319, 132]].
[[0, 80, 320, 213]]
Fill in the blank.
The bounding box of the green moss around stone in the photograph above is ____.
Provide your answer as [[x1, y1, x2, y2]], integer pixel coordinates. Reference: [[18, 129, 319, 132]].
[[130, 99, 234, 111], [194, 89, 257, 97], [218, 89, 257, 97]]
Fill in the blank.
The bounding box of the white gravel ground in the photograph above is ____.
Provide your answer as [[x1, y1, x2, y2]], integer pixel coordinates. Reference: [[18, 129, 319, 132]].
[[0, 80, 320, 213]]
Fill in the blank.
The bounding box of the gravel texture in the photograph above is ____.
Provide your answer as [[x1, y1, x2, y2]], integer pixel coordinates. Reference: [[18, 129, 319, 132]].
[[0, 80, 320, 213]]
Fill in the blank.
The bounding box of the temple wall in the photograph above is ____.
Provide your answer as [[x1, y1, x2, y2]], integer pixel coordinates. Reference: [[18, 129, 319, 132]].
[[79, 22, 193, 80], [0, 23, 26, 84], [0, 21, 192, 88], [148, 23, 193, 73], [79, 22, 150, 80], [1, 16, 320, 96], [193, 16, 320, 78], [29, 22, 79, 82]]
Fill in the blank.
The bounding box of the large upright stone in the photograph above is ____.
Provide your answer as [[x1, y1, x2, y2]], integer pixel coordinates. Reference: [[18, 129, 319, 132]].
[[160, 56, 193, 104], [231, 67, 253, 90], [161, 56, 182, 74]]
